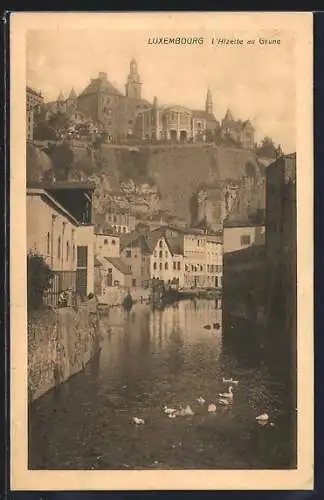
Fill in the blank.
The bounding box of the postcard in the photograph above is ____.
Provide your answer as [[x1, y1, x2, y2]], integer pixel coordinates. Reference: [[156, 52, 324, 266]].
[[10, 11, 313, 490]]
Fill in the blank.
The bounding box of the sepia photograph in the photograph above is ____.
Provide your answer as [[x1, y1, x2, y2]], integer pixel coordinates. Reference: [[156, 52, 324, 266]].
[[10, 12, 313, 491]]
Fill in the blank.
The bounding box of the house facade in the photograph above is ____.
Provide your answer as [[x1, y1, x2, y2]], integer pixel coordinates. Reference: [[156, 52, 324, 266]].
[[223, 220, 266, 254], [95, 232, 120, 260], [120, 233, 151, 288], [149, 234, 184, 287], [26, 86, 44, 142], [27, 182, 96, 298]]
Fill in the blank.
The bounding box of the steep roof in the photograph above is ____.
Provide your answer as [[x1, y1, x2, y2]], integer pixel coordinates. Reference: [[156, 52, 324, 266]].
[[120, 231, 150, 253], [79, 76, 123, 98], [68, 87, 77, 99], [224, 108, 234, 121], [104, 257, 132, 275], [57, 90, 65, 102]]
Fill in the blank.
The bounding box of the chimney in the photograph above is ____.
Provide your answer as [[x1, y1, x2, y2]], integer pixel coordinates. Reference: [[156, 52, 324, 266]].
[[98, 72, 107, 80]]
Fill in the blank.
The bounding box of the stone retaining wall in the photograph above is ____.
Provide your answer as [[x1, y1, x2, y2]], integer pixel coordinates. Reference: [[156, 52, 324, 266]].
[[28, 301, 100, 402]]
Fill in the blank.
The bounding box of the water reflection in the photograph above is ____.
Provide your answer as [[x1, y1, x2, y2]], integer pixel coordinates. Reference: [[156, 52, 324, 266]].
[[29, 299, 296, 470]]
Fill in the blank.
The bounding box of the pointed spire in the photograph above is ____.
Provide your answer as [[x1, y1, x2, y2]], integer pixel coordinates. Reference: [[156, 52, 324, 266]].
[[224, 108, 234, 121], [205, 88, 213, 114], [68, 87, 77, 100], [57, 90, 65, 102], [130, 57, 138, 74]]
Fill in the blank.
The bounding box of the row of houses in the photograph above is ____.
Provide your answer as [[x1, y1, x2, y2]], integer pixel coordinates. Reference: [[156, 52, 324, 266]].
[[27, 180, 224, 307]]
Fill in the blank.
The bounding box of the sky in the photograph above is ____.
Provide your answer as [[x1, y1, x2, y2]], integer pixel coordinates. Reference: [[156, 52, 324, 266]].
[[27, 28, 296, 152]]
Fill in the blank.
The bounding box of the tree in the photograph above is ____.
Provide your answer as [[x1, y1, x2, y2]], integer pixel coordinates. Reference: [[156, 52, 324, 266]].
[[27, 251, 53, 311], [33, 121, 58, 141], [256, 136, 278, 158], [26, 143, 53, 182], [47, 141, 74, 180]]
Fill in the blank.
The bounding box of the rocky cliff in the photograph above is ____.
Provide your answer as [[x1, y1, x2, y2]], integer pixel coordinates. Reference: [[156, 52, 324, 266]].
[[28, 142, 266, 224]]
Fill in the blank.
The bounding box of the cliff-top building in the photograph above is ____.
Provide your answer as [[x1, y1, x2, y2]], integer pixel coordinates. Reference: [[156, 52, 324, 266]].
[[221, 108, 255, 150], [134, 90, 219, 143]]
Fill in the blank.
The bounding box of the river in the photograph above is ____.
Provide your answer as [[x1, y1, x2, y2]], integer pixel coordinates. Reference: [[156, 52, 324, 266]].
[[29, 299, 297, 470]]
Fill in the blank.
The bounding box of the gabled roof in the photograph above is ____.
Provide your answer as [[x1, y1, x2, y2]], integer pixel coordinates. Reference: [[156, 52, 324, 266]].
[[120, 231, 150, 253], [79, 76, 123, 98], [104, 257, 132, 275]]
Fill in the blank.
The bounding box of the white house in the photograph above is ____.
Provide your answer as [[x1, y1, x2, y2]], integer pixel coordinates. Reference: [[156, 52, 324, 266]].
[[148, 232, 184, 287]]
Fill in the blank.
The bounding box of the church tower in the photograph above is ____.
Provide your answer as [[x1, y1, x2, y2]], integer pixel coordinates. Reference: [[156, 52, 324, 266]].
[[205, 88, 213, 115], [125, 58, 142, 100]]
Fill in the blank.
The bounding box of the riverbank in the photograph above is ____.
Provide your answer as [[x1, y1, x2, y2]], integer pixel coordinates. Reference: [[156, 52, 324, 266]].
[[28, 299, 101, 402]]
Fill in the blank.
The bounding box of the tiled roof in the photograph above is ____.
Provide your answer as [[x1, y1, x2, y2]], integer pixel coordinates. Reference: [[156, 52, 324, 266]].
[[119, 231, 150, 252], [79, 77, 124, 98], [104, 257, 132, 275]]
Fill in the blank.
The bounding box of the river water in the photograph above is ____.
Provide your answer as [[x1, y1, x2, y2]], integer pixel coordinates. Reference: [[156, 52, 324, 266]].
[[29, 299, 297, 470]]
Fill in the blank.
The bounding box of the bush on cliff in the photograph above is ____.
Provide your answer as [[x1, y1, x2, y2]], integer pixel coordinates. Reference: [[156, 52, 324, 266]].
[[27, 252, 53, 311]]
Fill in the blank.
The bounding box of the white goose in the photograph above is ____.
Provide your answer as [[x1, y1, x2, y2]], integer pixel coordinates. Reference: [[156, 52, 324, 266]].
[[218, 398, 231, 406], [218, 385, 234, 401], [222, 377, 239, 385], [132, 417, 145, 425], [256, 413, 269, 422], [163, 406, 177, 415]]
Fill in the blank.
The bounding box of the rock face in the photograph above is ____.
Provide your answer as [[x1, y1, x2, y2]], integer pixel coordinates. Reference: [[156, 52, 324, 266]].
[[90, 144, 265, 224], [28, 143, 266, 224]]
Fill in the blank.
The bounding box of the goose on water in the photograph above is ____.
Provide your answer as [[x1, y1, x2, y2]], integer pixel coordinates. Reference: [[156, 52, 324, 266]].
[[218, 386, 234, 400], [218, 398, 231, 406], [256, 413, 269, 422], [196, 397, 206, 405], [222, 377, 239, 385], [163, 406, 177, 415], [133, 417, 145, 425]]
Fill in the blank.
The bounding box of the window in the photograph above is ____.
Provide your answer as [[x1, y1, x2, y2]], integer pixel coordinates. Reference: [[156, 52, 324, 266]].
[[126, 250, 132, 258], [66, 241, 70, 261], [153, 262, 157, 270], [159, 262, 162, 271], [132, 279, 136, 287], [72, 245, 75, 262], [241, 234, 251, 246], [165, 262, 168, 270], [114, 216, 117, 223], [159, 240, 163, 248], [123, 227, 126, 233], [173, 262, 177, 270], [112, 240, 116, 246], [104, 239, 108, 245], [46, 232, 50, 254], [57, 236, 61, 259], [177, 262, 180, 270], [159, 250, 163, 258]]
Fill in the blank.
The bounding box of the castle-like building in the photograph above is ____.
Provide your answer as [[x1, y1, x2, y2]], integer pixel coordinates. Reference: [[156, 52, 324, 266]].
[[44, 58, 255, 148]]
